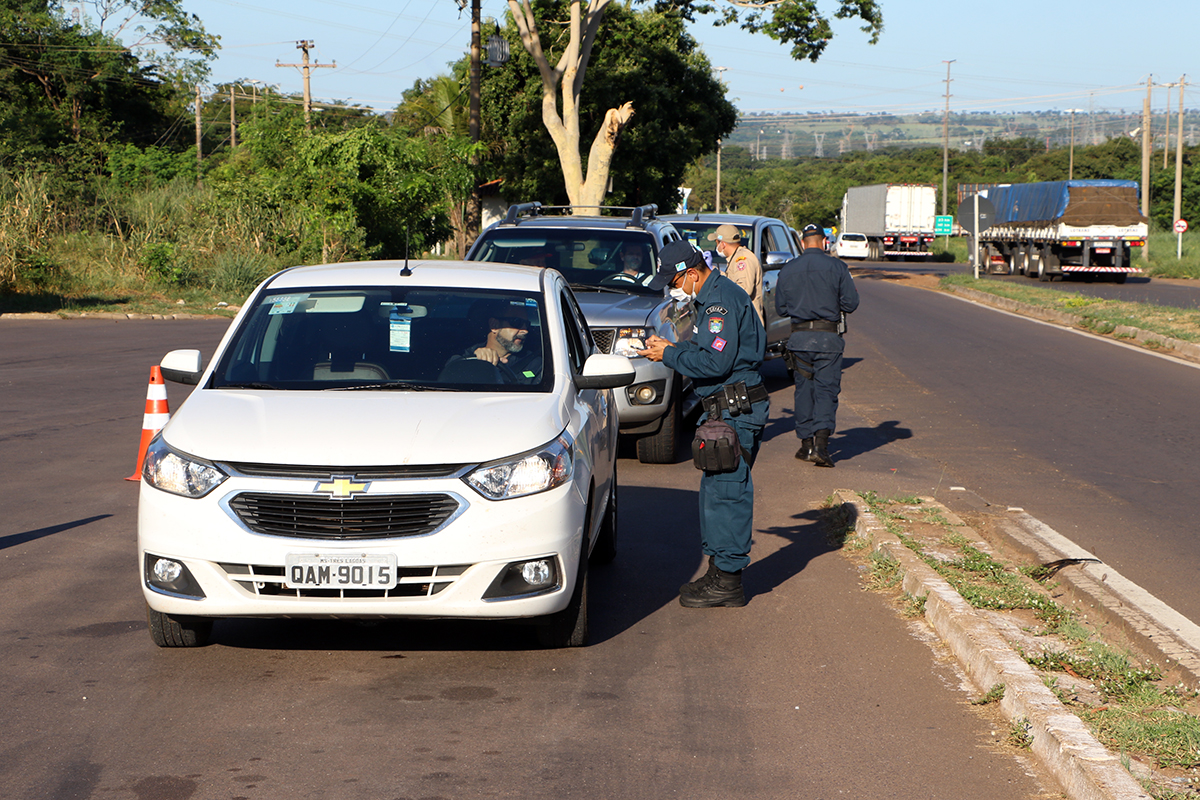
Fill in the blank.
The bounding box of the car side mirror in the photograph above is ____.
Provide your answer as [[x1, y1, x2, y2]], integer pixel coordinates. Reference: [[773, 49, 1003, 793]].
[[161, 349, 203, 385], [765, 251, 793, 267], [575, 354, 635, 390]]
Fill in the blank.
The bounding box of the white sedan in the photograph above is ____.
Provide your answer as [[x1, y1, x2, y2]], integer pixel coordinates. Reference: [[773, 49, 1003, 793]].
[[836, 232, 871, 260], [138, 260, 633, 648]]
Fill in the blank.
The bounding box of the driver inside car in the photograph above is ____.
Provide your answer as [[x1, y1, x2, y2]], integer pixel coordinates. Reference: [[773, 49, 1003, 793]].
[[458, 300, 542, 385], [606, 244, 652, 285]]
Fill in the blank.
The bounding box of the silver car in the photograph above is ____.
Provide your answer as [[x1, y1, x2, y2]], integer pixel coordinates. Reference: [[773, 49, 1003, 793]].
[[467, 203, 695, 464]]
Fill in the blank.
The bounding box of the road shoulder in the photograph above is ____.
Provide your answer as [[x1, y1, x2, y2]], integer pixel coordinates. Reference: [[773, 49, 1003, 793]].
[[834, 490, 1200, 800]]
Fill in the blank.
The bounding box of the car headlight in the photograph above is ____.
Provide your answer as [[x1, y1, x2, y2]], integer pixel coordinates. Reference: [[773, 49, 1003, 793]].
[[612, 327, 652, 358], [142, 435, 227, 498], [465, 434, 574, 500]]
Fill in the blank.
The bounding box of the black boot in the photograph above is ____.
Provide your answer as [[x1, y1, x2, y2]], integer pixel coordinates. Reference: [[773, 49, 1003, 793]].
[[812, 429, 834, 468], [795, 438, 814, 461], [680, 555, 718, 594], [679, 567, 747, 608]]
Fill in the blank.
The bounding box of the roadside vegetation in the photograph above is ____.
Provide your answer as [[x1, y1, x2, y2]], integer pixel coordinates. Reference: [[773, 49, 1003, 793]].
[[830, 492, 1200, 800], [939, 271, 1200, 344]]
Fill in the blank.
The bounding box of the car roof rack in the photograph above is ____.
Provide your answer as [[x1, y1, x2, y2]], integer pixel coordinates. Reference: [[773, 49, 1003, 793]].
[[500, 203, 659, 229]]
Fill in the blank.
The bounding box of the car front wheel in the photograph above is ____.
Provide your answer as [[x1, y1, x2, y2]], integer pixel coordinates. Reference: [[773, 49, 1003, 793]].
[[535, 558, 588, 648], [635, 386, 681, 464], [590, 468, 618, 565], [147, 605, 213, 647]]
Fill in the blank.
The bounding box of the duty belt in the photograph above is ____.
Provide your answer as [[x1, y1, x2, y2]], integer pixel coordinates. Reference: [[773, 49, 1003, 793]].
[[791, 319, 840, 333], [700, 380, 769, 418]]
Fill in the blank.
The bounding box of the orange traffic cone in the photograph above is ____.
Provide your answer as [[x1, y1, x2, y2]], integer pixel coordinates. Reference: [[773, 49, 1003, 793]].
[[126, 366, 170, 481]]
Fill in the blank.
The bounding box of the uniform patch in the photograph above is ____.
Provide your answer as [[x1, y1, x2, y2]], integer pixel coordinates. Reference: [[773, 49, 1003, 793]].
[[708, 317, 724, 333], [705, 304, 729, 316], [711, 336, 727, 352], [735, 258, 747, 270]]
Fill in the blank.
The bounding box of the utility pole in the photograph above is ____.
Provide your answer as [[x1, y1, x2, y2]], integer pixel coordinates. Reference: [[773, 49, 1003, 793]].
[[941, 60, 955, 219], [195, 85, 203, 180], [714, 67, 727, 213], [230, 85, 237, 148], [276, 40, 335, 128], [465, 0, 482, 249], [1163, 79, 1171, 169], [1066, 108, 1082, 180], [1173, 76, 1187, 254], [1141, 76, 1152, 262]]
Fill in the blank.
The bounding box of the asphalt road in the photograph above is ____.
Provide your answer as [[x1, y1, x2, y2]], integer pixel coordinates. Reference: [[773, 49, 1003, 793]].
[[866, 258, 1200, 309], [844, 273, 1200, 623], [1, 316, 1056, 800]]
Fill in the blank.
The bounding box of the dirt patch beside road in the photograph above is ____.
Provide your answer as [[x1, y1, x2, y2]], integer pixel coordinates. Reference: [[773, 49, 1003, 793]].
[[849, 266, 944, 292]]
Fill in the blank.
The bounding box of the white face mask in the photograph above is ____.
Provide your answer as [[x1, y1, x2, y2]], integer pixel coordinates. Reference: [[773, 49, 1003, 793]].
[[668, 271, 695, 303]]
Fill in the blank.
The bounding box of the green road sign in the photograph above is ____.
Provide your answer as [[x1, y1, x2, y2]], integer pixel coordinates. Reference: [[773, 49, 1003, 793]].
[[934, 215, 954, 235]]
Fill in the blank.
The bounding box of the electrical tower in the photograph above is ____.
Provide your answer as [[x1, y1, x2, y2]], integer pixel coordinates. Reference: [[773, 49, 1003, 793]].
[[813, 132, 825, 158]]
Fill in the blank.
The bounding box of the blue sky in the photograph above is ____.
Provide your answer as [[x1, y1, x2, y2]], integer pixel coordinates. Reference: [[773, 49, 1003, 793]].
[[128, 0, 1192, 120]]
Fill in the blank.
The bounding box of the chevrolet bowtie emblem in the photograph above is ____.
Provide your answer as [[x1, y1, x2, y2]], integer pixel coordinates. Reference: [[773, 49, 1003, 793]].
[[315, 476, 369, 499]]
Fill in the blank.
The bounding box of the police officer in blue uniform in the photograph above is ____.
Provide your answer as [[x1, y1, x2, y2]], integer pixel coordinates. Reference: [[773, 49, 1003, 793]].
[[637, 240, 769, 608], [775, 224, 860, 467]]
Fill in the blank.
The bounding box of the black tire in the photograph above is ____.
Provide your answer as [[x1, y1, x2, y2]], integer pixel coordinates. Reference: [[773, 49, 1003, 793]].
[[636, 386, 681, 464], [1113, 272, 1128, 284], [536, 557, 588, 648], [1036, 255, 1050, 282], [590, 467, 618, 565], [147, 605, 213, 647]]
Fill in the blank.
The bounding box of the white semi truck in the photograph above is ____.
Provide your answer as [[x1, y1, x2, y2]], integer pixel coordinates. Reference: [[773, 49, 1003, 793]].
[[969, 180, 1148, 283], [839, 183, 937, 260]]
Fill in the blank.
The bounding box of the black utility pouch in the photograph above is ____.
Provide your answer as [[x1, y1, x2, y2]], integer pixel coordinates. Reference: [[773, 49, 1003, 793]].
[[692, 418, 742, 473], [722, 380, 753, 415]]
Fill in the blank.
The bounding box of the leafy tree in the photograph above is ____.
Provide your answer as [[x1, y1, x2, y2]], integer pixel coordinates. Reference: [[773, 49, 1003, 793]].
[[206, 104, 475, 263], [0, 0, 212, 174], [505, 0, 882, 211], [392, 67, 481, 255], [482, 5, 735, 210]]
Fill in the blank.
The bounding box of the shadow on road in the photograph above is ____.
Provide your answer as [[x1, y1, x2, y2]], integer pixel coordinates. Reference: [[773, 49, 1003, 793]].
[[0, 515, 112, 551], [832, 420, 913, 463], [748, 508, 842, 599]]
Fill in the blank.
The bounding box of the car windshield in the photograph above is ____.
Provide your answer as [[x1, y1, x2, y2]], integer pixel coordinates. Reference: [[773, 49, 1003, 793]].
[[211, 287, 552, 392], [669, 222, 752, 269], [473, 227, 659, 295]]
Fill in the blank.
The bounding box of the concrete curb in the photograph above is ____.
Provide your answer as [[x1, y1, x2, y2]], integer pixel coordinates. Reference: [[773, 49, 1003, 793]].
[[993, 513, 1200, 690], [835, 490, 1150, 800], [946, 285, 1200, 364]]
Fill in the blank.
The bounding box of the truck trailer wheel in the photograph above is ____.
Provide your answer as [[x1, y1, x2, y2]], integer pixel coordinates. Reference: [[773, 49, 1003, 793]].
[[1007, 249, 1022, 275], [1031, 253, 1049, 281]]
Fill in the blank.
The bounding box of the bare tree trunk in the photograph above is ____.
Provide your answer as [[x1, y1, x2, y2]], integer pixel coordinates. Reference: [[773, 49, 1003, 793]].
[[508, 0, 633, 212]]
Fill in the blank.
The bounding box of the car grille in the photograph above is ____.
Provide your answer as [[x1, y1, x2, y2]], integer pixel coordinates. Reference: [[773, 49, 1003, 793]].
[[228, 493, 461, 540], [219, 562, 470, 598], [592, 328, 615, 354], [224, 462, 466, 479]]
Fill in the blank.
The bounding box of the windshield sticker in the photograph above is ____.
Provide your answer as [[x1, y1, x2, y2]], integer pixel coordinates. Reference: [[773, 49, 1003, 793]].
[[268, 295, 305, 315], [389, 310, 412, 353]]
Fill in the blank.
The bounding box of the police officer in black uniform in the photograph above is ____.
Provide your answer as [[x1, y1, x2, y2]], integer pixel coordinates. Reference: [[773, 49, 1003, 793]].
[[637, 240, 769, 608], [775, 223, 860, 467]]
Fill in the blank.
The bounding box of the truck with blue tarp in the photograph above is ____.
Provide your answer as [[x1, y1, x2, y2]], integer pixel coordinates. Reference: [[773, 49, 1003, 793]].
[[970, 180, 1147, 283]]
